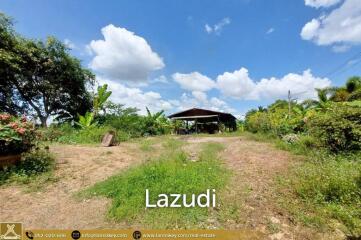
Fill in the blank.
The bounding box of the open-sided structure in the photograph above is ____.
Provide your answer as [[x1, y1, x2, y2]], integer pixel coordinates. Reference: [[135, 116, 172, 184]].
[[168, 108, 237, 134]]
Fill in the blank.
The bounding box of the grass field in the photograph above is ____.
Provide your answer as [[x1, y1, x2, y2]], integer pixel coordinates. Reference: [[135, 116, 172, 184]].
[[80, 138, 231, 228]]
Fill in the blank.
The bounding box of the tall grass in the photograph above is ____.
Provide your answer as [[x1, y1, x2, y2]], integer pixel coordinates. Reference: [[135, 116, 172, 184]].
[[285, 154, 361, 236], [242, 131, 361, 236], [80, 139, 230, 228]]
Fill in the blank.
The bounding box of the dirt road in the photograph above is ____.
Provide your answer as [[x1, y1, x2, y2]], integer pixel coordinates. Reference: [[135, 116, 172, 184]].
[[0, 136, 334, 239]]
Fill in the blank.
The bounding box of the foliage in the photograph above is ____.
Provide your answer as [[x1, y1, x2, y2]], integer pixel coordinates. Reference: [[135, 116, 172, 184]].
[[284, 152, 361, 236], [245, 77, 361, 153], [0, 113, 36, 155], [80, 141, 229, 227], [75, 84, 112, 129], [76, 112, 95, 129], [245, 100, 304, 136], [37, 123, 74, 142], [93, 84, 112, 115], [57, 125, 117, 144], [0, 13, 94, 126], [0, 149, 55, 185], [104, 113, 144, 138], [142, 107, 172, 136], [308, 103, 361, 152]]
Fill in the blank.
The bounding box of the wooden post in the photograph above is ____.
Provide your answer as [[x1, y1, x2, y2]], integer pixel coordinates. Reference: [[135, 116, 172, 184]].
[[195, 119, 198, 134]]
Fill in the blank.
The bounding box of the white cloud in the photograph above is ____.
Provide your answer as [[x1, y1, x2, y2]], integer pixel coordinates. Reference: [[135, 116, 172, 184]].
[[301, 0, 361, 46], [172, 92, 236, 114], [216, 68, 331, 100], [64, 39, 76, 49], [152, 75, 169, 84], [172, 72, 216, 92], [88, 24, 164, 83], [332, 44, 351, 52], [305, 0, 341, 8], [98, 77, 172, 115], [205, 17, 231, 35], [217, 68, 256, 99], [172, 67, 330, 102], [300, 19, 320, 40], [205, 24, 213, 33], [191, 91, 208, 104], [266, 28, 275, 34], [252, 70, 331, 100]]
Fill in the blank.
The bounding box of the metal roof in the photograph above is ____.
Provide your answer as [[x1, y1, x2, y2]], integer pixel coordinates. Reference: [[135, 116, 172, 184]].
[[167, 108, 236, 121]]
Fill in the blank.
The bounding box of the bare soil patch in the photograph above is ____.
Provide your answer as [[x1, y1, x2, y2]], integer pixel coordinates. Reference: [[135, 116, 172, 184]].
[[0, 143, 141, 229]]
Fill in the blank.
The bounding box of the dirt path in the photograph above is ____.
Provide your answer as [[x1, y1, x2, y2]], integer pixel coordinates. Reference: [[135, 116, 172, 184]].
[[0, 143, 142, 229], [0, 136, 330, 239], [184, 136, 329, 240]]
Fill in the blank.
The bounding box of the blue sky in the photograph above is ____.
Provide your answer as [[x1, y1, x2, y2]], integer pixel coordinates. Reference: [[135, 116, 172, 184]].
[[1, 0, 361, 117]]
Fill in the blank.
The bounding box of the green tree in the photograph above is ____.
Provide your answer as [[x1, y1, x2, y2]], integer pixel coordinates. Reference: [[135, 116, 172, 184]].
[[0, 13, 94, 126]]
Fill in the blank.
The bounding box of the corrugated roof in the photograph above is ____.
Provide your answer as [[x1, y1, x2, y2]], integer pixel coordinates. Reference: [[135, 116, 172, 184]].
[[168, 108, 236, 120]]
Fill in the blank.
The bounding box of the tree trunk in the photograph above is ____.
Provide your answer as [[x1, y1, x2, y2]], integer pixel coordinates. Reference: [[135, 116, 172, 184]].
[[40, 116, 48, 127]]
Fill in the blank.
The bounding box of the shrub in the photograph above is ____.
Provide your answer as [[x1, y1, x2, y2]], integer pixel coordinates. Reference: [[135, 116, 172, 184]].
[[0, 149, 55, 184], [297, 135, 318, 148], [57, 125, 115, 144], [0, 113, 36, 155], [16, 149, 55, 176], [308, 104, 361, 152], [245, 111, 271, 133], [104, 114, 144, 138]]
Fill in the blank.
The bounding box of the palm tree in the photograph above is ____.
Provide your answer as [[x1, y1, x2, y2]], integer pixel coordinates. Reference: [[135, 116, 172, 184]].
[[301, 87, 334, 111]]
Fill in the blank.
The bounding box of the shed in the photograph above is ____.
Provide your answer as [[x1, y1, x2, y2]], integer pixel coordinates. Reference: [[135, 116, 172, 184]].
[[168, 108, 237, 134]]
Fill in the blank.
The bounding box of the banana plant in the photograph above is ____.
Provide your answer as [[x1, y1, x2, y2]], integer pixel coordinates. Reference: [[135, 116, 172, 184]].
[[93, 84, 112, 115], [75, 111, 95, 129], [142, 107, 170, 135]]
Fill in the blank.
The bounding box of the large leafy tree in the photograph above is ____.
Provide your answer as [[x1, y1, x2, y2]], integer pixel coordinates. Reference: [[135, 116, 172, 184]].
[[0, 13, 94, 126]]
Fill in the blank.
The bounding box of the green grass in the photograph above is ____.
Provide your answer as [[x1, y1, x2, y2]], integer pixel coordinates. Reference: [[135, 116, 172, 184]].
[[80, 139, 230, 228], [243, 132, 361, 237], [139, 139, 155, 152], [279, 154, 361, 236]]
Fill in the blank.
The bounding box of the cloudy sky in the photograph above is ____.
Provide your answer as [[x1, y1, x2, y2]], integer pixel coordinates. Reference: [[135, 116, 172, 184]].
[[2, 0, 361, 117]]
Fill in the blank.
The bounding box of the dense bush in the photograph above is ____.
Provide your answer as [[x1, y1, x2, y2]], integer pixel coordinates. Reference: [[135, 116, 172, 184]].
[[104, 114, 144, 138], [245, 111, 271, 133], [0, 113, 36, 155], [308, 104, 361, 152], [245, 101, 304, 136]]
